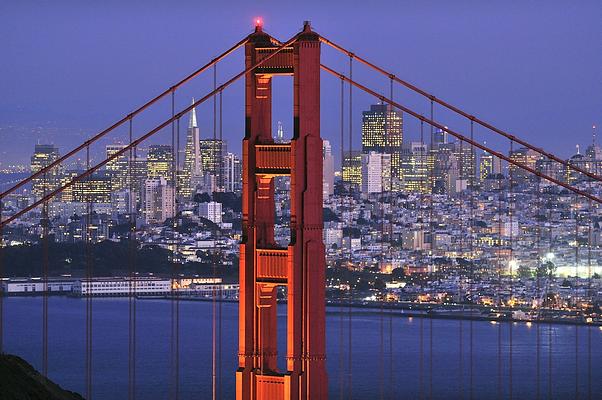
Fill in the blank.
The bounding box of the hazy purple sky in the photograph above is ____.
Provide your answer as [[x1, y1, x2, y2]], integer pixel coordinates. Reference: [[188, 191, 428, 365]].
[[1, 0, 601, 166]]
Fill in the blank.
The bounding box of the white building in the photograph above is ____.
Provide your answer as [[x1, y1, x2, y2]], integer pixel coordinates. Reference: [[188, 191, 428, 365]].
[[2, 278, 75, 294], [224, 152, 242, 193], [361, 151, 391, 194], [143, 177, 175, 224], [73, 277, 171, 297], [198, 201, 222, 224], [323, 140, 335, 198], [324, 227, 343, 248]]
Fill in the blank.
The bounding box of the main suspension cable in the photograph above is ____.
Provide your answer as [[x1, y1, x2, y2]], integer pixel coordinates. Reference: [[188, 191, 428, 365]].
[[318, 35, 602, 185], [0, 36, 250, 201], [1, 33, 302, 229]]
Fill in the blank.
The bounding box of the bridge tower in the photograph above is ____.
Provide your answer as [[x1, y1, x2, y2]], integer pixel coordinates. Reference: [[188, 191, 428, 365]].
[[237, 21, 328, 400]]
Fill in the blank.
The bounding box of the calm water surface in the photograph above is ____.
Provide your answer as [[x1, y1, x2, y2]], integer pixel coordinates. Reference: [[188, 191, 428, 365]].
[[4, 297, 601, 399]]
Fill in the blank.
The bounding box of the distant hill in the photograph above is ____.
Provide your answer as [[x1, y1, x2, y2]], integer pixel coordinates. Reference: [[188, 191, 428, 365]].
[[0, 354, 84, 400]]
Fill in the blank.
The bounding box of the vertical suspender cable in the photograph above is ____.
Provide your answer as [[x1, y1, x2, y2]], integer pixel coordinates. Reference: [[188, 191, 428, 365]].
[[42, 173, 49, 378], [218, 88, 223, 399], [419, 119, 425, 400], [469, 120, 475, 400], [547, 204, 553, 399], [212, 64, 218, 400], [85, 143, 93, 400], [347, 54, 353, 400], [459, 136, 465, 400], [379, 80, 387, 400], [536, 176, 541, 400], [169, 88, 180, 400], [574, 192, 579, 400], [429, 99, 434, 400], [586, 177, 592, 400], [508, 139, 514, 400], [338, 76, 345, 400], [128, 116, 137, 400], [497, 154, 502, 400], [0, 174, 3, 355], [388, 77, 394, 400], [175, 115, 181, 400]]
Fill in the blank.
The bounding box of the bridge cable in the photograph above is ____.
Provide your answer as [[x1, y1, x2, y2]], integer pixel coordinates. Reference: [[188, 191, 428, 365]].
[[496, 148, 502, 400], [469, 119, 475, 400], [388, 76, 394, 400], [419, 118, 425, 400], [586, 172, 592, 400], [0, 36, 250, 201], [0, 169, 3, 354], [458, 126, 465, 400], [338, 75, 345, 400], [1, 33, 303, 229], [536, 172, 542, 400], [218, 87, 223, 399], [547, 202, 553, 399], [128, 116, 137, 400], [85, 142, 93, 400], [508, 139, 514, 400], [379, 78, 387, 400], [42, 173, 49, 378], [429, 99, 434, 400], [169, 88, 181, 400], [317, 36, 602, 186], [347, 53, 353, 400], [574, 191, 579, 400], [212, 62, 218, 400]]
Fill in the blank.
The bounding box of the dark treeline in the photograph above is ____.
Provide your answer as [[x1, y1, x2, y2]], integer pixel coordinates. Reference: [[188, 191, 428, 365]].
[[0, 240, 238, 281]]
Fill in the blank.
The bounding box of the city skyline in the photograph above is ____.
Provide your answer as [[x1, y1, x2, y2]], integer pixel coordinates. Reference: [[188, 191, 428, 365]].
[[2, 1, 601, 168], [1, 4, 601, 399]]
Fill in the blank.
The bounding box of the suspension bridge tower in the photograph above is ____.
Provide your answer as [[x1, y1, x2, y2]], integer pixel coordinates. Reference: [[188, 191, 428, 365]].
[[236, 21, 328, 400]]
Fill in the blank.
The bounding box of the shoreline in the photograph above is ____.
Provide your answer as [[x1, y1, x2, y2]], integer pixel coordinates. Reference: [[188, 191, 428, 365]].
[[6, 294, 598, 327]]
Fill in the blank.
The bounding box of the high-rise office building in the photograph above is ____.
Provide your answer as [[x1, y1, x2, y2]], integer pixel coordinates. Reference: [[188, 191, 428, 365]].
[[400, 142, 431, 193], [224, 152, 242, 193], [147, 145, 174, 183], [180, 100, 202, 199], [72, 173, 112, 203], [106, 144, 129, 191], [199, 139, 227, 190], [31, 144, 61, 198], [323, 140, 335, 197], [479, 151, 502, 181], [361, 103, 403, 190], [508, 147, 540, 184], [142, 177, 175, 224], [361, 151, 391, 194], [342, 151, 362, 186]]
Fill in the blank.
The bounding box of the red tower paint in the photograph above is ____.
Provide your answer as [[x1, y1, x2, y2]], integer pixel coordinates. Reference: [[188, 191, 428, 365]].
[[236, 21, 327, 400]]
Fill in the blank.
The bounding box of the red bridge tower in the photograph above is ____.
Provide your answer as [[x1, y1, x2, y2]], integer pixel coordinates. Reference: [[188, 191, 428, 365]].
[[236, 21, 328, 400]]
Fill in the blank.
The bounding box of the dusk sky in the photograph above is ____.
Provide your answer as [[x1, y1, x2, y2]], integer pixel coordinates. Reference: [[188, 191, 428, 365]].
[[2, 0, 601, 166]]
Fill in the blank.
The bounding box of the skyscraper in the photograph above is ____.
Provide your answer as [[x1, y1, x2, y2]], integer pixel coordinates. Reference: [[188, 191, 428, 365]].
[[361, 103, 403, 190], [361, 151, 391, 194], [142, 177, 175, 224], [342, 151, 362, 186], [322, 140, 335, 197], [147, 145, 173, 183], [31, 144, 61, 198], [180, 100, 202, 199], [224, 152, 242, 193], [106, 144, 129, 191], [400, 142, 431, 193], [199, 139, 227, 190]]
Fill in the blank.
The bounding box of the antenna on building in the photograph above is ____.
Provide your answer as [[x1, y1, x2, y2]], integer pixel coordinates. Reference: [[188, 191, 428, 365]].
[[593, 123, 597, 147], [576, 144, 580, 155]]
